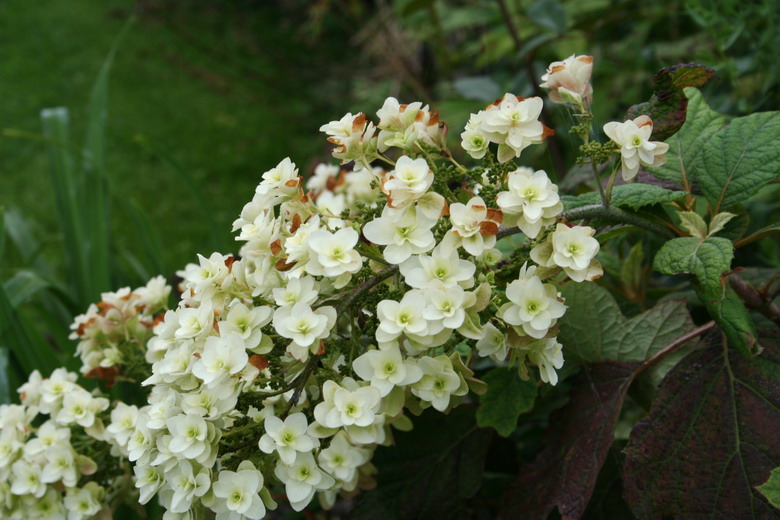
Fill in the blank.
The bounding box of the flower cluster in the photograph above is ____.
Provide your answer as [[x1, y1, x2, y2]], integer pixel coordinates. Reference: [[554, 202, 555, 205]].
[[0, 369, 129, 519], [70, 276, 171, 379], [9, 53, 665, 518], [460, 93, 554, 163]]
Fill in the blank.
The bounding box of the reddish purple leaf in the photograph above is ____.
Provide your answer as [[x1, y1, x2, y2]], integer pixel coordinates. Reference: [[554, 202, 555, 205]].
[[627, 63, 715, 141], [498, 361, 640, 520], [623, 339, 780, 518]]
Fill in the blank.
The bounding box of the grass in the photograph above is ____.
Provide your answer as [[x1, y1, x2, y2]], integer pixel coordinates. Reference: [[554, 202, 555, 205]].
[[0, 0, 360, 274]]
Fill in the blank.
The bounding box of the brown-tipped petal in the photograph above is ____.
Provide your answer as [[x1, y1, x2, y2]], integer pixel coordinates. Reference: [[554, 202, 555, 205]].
[[440, 201, 450, 217], [486, 208, 504, 224], [284, 178, 300, 188], [551, 64, 566, 73], [480, 221, 500, 236], [275, 258, 296, 272], [290, 213, 302, 234], [471, 204, 487, 212], [224, 256, 236, 272], [352, 113, 367, 133], [317, 339, 326, 356], [577, 55, 594, 64], [270, 239, 283, 256], [542, 124, 556, 139]]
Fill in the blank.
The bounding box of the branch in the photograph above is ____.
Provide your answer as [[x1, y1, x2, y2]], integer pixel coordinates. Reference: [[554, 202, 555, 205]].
[[728, 274, 780, 327], [496, 204, 676, 241], [337, 265, 398, 312]]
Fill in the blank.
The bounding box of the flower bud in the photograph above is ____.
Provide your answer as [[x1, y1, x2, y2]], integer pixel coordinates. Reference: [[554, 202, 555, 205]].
[[540, 54, 594, 109]]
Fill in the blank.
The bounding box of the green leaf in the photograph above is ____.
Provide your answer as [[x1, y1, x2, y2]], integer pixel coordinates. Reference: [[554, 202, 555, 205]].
[[500, 362, 640, 520], [649, 87, 727, 186], [563, 184, 686, 211], [0, 282, 58, 377], [476, 368, 537, 436], [351, 407, 492, 519], [653, 236, 734, 292], [620, 242, 645, 296], [695, 281, 758, 357], [3, 270, 50, 307], [527, 0, 567, 33], [626, 64, 716, 141], [707, 211, 737, 237], [758, 467, 780, 509], [559, 283, 696, 363], [695, 110, 780, 212], [623, 338, 780, 518], [677, 211, 708, 239]]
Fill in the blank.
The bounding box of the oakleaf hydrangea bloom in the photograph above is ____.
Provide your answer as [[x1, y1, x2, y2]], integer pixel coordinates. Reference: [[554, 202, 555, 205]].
[[500, 264, 566, 338], [603, 115, 669, 181], [496, 167, 563, 239], [540, 54, 594, 108], [531, 224, 603, 282]]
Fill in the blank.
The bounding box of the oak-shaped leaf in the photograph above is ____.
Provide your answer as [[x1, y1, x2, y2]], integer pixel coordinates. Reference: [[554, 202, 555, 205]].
[[623, 339, 780, 518], [559, 282, 695, 363], [626, 63, 715, 141], [350, 407, 492, 519], [498, 361, 640, 520]]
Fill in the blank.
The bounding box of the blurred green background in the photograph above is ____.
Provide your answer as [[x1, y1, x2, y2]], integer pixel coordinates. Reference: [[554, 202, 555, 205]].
[[1, 0, 778, 388]]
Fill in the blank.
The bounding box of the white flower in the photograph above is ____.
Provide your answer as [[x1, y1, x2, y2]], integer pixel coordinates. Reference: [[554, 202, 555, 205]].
[[447, 196, 502, 255], [40, 445, 78, 487], [166, 414, 213, 460], [531, 224, 601, 282], [306, 163, 341, 193], [55, 390, 108, 428], [220, 303, 273, 352], [135, 464, 164, 505], [540, 54, 594, 108], [272, 276, 319, 307], [306, 227, 363, 279], [211, 461, 266, 520], [192, 335, 249, 387], [500, 264, 566, 338], [174, 302, 214, 341], [106, 403, 139, 449], [273, 303, 337, 361], [63, 482, 104, 520], [165, 460, 210, 513], [481, 94, 549, 163], [603, 116, 669, 181], [313, 378, 382, 429], [525, 338, 564, 385], [382, 156, 433, 208], [11, 459, 45, 497], [318, 431, 370, 489], [476, 322, 509, 362], [320, 113, 378, 165], [400, 246, 476, 289], [274, 452, 335, 512], [363, 205, 437, 264], [352, 344, 423, 396], [376, 291, 430, 343], [258, 413, 319, 465], [496, 168, 562, 238], [411, 356, 464, 411], [422, 283, 472, 330], [460, 113, 489, 159]]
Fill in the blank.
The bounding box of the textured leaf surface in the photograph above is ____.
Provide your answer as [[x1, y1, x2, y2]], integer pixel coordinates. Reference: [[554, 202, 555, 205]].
[[476, 368, 537, 436], [559, 283, 695, 363], [626, 64, 715, 141], [562, 183, 686, 211], [649, 87, 726, 185], [758, 467, 780, 509], [653, 236, 733, 291], [499, 362, 640, 520], [623, 340, 780, 518], [351, 407, 492, 519], [695, 282, 758, 357], [695, 110, 780, 211]]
